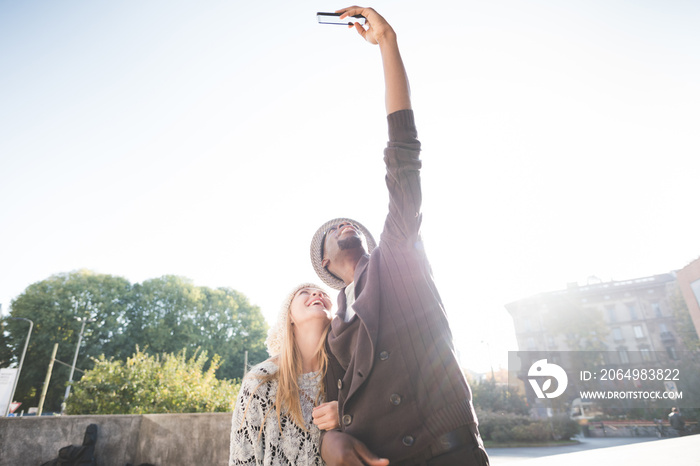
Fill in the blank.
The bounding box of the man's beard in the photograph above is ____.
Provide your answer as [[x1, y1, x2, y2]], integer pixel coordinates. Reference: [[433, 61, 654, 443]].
[[337, 235, 363, 251]]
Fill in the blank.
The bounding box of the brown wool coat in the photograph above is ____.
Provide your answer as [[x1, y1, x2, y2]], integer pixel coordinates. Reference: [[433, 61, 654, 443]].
[[323, 110, 480, 463]]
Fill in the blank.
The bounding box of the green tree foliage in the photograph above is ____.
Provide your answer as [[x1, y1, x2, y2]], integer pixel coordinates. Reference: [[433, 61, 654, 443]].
[[543, 296, 609, 351], [4, 271, 268, 413], [5, 270, 133, 414], [123, 276, 268, 381], [476, 408, 580, 443], [0, 319, 14, 368], [471, 378, 530, 415], [540, 295, 610, 415], [669, 284, 700, 351], [471, 375, 581, 443], [66, 348, 240, 414]]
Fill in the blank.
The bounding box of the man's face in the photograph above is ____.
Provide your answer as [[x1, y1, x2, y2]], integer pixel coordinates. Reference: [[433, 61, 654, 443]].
[[322, 221, 364, 265]]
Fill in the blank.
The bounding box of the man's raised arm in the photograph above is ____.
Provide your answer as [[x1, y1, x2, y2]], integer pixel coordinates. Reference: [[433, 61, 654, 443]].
[[337, 6, 411, 115]]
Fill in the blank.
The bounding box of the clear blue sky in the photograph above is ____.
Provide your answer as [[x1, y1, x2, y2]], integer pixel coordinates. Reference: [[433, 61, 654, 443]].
[[2, 1, 699, 373]]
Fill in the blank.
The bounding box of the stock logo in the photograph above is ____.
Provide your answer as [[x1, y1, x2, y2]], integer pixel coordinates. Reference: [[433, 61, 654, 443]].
[[528, 359, 568, 399]]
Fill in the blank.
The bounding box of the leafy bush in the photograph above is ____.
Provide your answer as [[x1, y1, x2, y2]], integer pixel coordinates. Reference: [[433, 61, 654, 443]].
[[549, 414, 580, 440], [476, 408, 531, 441], [491, 427, 512, 443], [66, 347, 240, 414], [511, 423, 550, 442], [477, 408, 580, 442], [472, 379, 529, 415]]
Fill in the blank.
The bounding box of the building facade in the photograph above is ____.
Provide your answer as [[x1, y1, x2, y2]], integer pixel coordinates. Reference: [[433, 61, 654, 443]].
[[506, 272, 699, 419], [506, 273, 686, 361], [676, 257, 700, 345]]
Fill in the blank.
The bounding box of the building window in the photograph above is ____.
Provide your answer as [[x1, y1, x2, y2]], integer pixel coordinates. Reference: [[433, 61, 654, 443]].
[[667, 346, 678, 360], [627, 303, 638, 320], [634, 325, 644, 339], [606, 306, 617, 322], [618, 348, 630, 364], [659, 323, 668, 333], [612, 328, 623, 341], [640, 347, 651, 361], [652, 302, 662, 317]]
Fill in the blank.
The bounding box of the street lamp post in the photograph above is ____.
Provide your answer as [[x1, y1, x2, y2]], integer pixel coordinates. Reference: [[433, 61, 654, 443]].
[[61, 317, 95, 414], [481, 340, 496, 382], [5, 317, 33, 417]]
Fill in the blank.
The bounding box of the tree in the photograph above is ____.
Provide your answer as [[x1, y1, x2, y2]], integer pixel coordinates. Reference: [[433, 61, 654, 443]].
[[6, 270, 133, 413], [5, 271, 268, 413], [669, 284, 700, 352], [471, 378, 530, 415], [122, 276, 268, 380], [193, 286, 268, 380], [66, 347, 240, 414], [0, 319, 14, 368], [543, 296, 609, 352]]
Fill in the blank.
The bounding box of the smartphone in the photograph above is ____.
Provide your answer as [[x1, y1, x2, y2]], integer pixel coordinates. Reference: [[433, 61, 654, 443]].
[[317, 12, 366, 26]]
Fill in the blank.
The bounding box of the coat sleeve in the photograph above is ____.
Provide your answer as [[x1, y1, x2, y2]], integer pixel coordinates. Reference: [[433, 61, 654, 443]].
[[380, 109, 423, 247]]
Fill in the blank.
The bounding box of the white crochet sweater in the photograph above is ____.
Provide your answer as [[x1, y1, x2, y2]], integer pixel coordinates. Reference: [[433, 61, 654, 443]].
[[229, 360, 325, 466]]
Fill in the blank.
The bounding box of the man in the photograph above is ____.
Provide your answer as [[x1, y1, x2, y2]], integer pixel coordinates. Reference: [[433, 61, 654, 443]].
[[668, 407, 686, 436], [309, 7, 489, 466]]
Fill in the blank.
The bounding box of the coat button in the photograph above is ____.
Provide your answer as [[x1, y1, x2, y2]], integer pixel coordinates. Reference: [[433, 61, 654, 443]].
[[390, 394, 402, 405], [337, 379, 343, 390], [379, 351, 389, 360], [402, 435, 414, 446], [342, 414, 353, 426]]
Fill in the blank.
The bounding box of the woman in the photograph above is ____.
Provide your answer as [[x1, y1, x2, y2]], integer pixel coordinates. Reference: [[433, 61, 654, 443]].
[[229, 283, 339, 465]]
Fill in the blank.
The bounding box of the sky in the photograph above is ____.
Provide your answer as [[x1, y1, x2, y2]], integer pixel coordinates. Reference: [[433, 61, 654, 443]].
[[1, 1, 699, 374]]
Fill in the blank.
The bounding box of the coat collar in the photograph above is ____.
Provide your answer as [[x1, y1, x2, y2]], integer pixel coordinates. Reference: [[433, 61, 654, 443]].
[[333, 252, 380, 403]]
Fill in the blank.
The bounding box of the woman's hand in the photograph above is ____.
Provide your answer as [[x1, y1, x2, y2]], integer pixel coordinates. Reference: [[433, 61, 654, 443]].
[[336, 6, 396, 45], [312, 401, 340, 430]]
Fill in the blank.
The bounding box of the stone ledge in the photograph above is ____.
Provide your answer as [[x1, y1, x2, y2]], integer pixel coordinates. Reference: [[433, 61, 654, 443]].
[[0, 412, 232, 466]]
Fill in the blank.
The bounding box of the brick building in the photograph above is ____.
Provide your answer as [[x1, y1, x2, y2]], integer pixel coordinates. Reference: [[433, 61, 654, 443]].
[[676, 257, 700, 345]]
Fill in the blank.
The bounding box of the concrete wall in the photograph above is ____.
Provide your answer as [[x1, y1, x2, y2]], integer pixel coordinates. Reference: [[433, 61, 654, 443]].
[[0, 412, 232, 466]]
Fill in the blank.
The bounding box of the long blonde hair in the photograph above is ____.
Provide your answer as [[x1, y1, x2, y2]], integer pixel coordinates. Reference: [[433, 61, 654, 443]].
[[244, 284, 331, 431]]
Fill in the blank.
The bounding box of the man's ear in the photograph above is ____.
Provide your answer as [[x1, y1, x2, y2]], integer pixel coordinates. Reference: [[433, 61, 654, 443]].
[[321, 258, 330, 268]]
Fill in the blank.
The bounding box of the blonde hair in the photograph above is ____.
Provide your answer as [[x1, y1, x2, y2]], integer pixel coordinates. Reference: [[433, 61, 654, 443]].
[[245, 283, 331, 431]]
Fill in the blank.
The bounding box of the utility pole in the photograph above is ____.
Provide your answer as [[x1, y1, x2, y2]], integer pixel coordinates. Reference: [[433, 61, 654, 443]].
[[481, 340, 496, 382], [38, 343, 59, 416], [61, 317, 95, 414]]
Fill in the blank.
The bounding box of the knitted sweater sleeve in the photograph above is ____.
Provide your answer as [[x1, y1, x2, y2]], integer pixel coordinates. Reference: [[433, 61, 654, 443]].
[[229, 374, 269, 465]]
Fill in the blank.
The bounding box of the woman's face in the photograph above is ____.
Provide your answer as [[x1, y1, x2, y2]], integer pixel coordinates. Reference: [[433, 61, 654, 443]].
[[290, 287, 332, 327]]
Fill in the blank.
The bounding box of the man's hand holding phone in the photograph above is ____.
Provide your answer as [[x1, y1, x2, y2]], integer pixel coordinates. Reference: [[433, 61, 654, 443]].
[[318, 6, 396, 46], [317, 12, 366, 26]]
